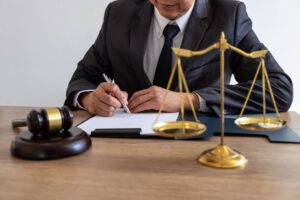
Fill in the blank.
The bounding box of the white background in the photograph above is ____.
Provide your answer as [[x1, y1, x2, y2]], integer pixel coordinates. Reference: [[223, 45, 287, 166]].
[[0, 0, 299, 112]]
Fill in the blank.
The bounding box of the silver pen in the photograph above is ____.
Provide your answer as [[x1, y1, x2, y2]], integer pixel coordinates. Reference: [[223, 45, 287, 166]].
[[102, 73, 131, 114]]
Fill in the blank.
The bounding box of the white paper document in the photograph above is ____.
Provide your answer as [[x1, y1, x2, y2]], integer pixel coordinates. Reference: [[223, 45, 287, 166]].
[[78, 109, 178, 135]]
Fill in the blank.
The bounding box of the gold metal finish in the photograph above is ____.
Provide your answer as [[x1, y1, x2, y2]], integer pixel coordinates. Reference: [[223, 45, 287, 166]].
[[198, 145, 248, 169], [154, 31, 285, 169], [153, 121, 207, 138], [196, 33, 248, 169], [235, 116, 286, 131], [152, 46, 207, 138], [235, 54, 286, 131], [171, 32, 284, 169], [220, 33, 226, 145], [45, 108, 62, 132], [172, 43, 219, 58]]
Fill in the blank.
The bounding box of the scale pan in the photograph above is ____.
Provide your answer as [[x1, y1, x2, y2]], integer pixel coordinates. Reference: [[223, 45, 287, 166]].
[[235, 116, 286, 131], [153, 121, 206, 138]]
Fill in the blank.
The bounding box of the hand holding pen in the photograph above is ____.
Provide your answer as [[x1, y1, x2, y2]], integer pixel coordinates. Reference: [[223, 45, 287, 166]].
[[79, 74, 130, 116], [102, 74, 131, 113]]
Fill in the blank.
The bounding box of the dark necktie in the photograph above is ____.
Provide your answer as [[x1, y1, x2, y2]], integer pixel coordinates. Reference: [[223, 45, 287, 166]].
[[153, 24, 180, 88]]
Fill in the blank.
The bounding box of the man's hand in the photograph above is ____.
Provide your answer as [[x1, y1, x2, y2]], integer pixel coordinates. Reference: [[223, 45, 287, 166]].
[[128, 86, 200, 113], [81, 83, 128, 116]]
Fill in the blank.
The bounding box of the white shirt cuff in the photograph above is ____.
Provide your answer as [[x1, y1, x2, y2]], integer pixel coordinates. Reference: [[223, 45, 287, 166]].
[[193, 92, 210, 112], [73, 90, 95, 110]]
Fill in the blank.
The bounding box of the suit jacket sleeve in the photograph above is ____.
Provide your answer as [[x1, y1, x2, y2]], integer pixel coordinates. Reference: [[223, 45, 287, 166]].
[[195, 2, 293, 115], [64, 3, 113, 110]]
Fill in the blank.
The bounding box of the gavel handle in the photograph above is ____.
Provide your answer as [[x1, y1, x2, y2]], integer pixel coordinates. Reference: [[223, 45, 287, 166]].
[[12, 119, 27, 128]]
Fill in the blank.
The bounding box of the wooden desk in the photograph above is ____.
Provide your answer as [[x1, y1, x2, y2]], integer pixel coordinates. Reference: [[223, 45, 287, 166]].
[[1, 107, 300, 200]]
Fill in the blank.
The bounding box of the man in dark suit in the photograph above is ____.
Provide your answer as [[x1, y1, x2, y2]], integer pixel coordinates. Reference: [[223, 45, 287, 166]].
[[65, 0, 293, 116]]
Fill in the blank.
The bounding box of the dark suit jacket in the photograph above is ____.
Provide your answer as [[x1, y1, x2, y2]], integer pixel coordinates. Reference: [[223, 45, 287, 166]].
[[65, 0, 293, 115]]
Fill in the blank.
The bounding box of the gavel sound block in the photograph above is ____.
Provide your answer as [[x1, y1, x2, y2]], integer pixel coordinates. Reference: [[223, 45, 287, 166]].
[[11, 106, 91, 160]]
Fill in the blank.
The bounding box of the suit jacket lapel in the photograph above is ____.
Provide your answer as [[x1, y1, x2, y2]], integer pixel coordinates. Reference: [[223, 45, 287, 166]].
[[129, 2, 153, 89], [181, 0, 209, 73]]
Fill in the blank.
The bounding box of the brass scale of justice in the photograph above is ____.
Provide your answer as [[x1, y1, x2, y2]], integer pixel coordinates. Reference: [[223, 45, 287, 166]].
[[152, 32, 286, 169]]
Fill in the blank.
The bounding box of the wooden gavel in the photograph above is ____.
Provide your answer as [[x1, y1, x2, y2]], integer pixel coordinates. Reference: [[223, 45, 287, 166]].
[[12, 106, 73, 136]]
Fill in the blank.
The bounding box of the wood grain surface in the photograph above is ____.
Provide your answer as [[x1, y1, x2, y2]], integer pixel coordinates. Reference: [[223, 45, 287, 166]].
[[0, 107, 300, 200]]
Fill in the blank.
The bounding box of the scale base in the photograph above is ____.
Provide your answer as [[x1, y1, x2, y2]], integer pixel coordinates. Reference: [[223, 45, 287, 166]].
[[198, 144, 248, 169], [11, 127, 91, 160]]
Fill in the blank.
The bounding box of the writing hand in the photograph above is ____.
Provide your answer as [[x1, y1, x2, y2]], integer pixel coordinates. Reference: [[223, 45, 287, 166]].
[[82, 82, 128, 116], [128, 86, 200, 113]]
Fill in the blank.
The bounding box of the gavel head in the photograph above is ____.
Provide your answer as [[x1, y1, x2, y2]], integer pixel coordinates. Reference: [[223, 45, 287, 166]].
[[27, 106, 73, 135]]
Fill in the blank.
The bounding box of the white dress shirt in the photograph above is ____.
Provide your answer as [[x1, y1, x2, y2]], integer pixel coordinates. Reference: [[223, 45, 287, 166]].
[[143, 4, 194, 82]]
